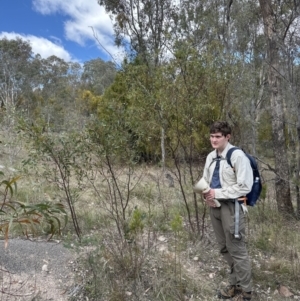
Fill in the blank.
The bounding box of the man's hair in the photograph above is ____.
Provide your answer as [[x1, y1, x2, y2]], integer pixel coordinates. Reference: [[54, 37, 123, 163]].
[[209, 121, 231, 136]]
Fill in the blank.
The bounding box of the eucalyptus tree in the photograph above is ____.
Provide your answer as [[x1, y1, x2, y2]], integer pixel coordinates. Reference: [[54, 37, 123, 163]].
[[98, 0, 175, 66], [293, 63, 300, 218], [0, 38, 35, 127], [90, 49, 227, 235], [39, 55, 69, 96], [199, 0, 300, 216], [96, 0, 234, 235], [276, 3, 300, 218], [98, 0, 179, 175], [35, 55, 83, 131], [214, 0, 267, 152], [81, 58, 116, 95], [258, 0, 300, 216], [178, 1, 268, 152], [156, 47, 225, 234]]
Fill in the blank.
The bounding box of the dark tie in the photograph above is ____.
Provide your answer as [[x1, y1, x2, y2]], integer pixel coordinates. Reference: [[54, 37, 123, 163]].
[[211, 156, 222, 188]]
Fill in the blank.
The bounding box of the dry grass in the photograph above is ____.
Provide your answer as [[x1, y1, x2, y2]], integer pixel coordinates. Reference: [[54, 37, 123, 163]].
[[66, 169, 300, 301], [1, 130, 300, 300]]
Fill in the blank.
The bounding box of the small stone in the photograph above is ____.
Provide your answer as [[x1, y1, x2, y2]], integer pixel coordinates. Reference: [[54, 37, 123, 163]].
[[158, 236, 167, 242], [42, 264, 49, 272]]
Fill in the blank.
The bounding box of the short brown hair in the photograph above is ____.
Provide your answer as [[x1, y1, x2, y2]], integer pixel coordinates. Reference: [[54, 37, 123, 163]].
[[209, 121, 231, 136]]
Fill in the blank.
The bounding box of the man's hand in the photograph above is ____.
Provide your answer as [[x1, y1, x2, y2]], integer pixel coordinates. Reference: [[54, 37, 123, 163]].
[[203, 189, 217, 207], [203, 189, 215, 200]]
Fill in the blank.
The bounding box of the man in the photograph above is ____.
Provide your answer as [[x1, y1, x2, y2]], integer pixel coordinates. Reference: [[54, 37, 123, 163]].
[[202, 121, 253, 301]]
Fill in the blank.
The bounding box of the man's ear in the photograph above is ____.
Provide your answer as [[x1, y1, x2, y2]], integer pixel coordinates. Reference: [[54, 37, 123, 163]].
[[226, 134, 231, 141]]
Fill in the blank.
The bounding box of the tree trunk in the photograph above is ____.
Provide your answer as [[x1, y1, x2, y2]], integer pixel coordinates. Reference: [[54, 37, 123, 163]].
[[161, 127, 165, 171], [296, 108, 300, 218], [259, 0, 294, 215]]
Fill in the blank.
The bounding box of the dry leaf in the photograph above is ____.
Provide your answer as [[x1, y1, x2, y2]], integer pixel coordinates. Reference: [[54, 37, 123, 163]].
[[278, 284, 294, 298]]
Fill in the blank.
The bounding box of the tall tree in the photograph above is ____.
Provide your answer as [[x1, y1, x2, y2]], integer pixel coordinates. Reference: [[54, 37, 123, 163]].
[[0, 38, 34, 126], [81, 58, 116, 95], [98, 0, 174, 65], [258, 0, 299, 215], [36, 55, 81, 131]]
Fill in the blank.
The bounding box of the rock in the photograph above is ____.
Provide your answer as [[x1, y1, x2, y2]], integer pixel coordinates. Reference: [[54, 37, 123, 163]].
[[277, 284, 294, 298], [158, 235, 167, 242], [42, 264, 49, 272]]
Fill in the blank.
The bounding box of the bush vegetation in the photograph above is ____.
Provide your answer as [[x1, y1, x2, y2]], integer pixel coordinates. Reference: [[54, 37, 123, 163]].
[[1, 1, 300, 298], [1, 127, 299, 300]]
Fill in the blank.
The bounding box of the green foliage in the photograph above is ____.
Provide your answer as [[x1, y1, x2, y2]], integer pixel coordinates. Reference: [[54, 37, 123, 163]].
[[81, 58, 116, 95], [254, 228, 272, 251], [96, 49, 224, 164], [0, 37, 35, 125], [170, 213, 183, 233], [0, 172, 67, 243], [260, 183, 267, 200], [257, 111, 273, 152], [84, 51, 226, 236], [124, 208, 145, 242], [79, 89, 102, 116], [128, 208, 144, 234]]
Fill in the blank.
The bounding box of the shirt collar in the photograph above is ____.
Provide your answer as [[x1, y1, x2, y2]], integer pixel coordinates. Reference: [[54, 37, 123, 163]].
[[215, 142, 233, 158]]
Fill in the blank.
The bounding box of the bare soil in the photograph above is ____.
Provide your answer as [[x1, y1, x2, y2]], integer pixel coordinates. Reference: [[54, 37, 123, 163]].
[[0, 238, 77, 301]]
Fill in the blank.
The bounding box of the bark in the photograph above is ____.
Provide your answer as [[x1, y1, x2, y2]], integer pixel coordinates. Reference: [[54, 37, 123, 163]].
[[259, 0, 294, 215], [297, 107, 300, 218]]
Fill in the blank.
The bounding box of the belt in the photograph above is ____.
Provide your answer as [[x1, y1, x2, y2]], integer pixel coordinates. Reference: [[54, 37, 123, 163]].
[[218, 197, 246, 204]]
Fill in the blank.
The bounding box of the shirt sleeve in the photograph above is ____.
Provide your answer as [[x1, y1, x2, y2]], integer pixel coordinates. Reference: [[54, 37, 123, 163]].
[[214, 150, 253, 199]]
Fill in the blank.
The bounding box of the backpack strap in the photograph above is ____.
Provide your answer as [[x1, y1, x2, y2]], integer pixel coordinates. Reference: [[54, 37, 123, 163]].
[[209, 150, 223, 168], [226, 147, 239, 168], [209, 155, 226, 168]]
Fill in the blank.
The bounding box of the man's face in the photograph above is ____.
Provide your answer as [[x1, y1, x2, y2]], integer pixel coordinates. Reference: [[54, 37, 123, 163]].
[[210, 132, 230, 152]]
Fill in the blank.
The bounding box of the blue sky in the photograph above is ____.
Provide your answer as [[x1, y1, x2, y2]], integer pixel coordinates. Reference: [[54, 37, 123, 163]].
[[0, 0, 124, 63]]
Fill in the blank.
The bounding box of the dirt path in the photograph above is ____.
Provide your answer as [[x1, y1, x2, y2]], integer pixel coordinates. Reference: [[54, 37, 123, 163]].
[[0, 238, 77, 301]]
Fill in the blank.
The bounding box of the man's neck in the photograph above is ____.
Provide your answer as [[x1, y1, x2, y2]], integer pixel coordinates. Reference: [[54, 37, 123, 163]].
[[216, 142, 229, 155]]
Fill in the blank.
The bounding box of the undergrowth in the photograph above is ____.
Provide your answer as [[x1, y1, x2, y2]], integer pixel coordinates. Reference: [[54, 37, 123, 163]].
[[1, 130, 299, 300], [66, 194, 300, 301]]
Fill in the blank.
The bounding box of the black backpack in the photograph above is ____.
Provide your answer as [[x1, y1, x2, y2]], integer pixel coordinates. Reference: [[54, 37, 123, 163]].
[[226, 147, 262, 206]]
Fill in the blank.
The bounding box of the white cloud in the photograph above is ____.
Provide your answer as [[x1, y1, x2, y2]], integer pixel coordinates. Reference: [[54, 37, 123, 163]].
[[0, 32, 73, 61], [32, 0, 124, 62]]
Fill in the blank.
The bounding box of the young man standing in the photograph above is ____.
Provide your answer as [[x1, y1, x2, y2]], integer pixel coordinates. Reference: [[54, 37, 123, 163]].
[[202, 121, 253, 301]]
